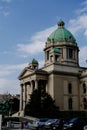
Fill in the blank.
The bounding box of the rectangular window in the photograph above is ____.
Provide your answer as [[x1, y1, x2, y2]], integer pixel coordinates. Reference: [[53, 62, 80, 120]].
[[68, 83, 72, 94], [69, 48, 73, 59], [47, 51, 49, 60], [83, 98, 87, 109], [83, 83, 86, 94]]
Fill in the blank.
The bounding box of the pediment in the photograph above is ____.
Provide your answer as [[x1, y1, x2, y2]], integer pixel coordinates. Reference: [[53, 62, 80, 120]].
[[18, 67, 34, 79]]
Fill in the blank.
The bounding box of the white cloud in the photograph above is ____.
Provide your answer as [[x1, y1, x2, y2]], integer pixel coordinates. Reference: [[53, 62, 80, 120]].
[[81, 0, 87, 6], [0, 63, 27, 77], [68, 0, 87, 37], [39, 60, 44, 68], [79, 46, 87, 67], [0, 78, 19, 94], [17, 42, 44, 55], [0, 6, 10, 17], [68, 14, 87, 36], [0, 61, 45, 94], [0, 63, 27, 94], [17, 25, 56, 56], [1, 0, 12, 2], [67, 0, 87, 67], [4, 63, 27, 71], [3, 11, 10, 16]]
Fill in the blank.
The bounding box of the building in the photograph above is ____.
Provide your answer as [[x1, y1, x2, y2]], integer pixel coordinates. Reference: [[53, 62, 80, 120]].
[[0, 94, 20, 103], [18, 20, 87, 115]]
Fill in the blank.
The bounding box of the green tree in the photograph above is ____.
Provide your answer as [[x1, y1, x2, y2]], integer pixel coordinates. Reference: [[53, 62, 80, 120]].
[[9, 98, 19, 115], [25, 89, 59, 118]]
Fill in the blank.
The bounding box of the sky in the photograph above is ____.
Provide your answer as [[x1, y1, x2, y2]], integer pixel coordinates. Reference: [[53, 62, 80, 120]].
[[0, 0, 87, 94]]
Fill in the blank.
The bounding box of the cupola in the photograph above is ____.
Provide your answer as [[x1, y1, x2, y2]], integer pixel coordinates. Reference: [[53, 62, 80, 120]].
[[29, 58, 39, 70], [44, 20, 79, 67]]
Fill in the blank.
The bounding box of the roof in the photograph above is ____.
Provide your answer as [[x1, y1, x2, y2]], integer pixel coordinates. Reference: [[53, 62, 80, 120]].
[[32, 58, 38, 64], [50, 48, 61, 53], [48, 20, 76, 44]]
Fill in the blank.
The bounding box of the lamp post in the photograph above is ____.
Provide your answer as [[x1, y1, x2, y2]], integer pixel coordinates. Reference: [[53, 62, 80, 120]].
[[9, 99, 14, 116]]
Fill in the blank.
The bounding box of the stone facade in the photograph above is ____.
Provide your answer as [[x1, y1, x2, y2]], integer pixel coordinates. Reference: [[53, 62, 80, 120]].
[[18, 20, 87, 113]]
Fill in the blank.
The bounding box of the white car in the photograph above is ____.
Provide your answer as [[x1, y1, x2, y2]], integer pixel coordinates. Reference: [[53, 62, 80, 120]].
[[83, 125, 87, 130], [33, 118, 49, 129]]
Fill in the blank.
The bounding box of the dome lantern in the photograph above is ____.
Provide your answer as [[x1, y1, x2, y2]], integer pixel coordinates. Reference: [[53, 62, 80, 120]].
[[57, 20, 65, 28]]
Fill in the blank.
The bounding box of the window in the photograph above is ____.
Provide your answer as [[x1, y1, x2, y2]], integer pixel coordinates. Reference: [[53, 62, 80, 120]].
[[83, 83, 86, 94], [68, 83, 72, 94], [50, 55, 53, 62], [69, 48, 73, 59], [68, 98, 72, 110], [83, 98, 87, 109], [47, 51, 49, 60], [55, 55, 59, 61], [32, 81, 35, 91], [68, 36, 72, 42]]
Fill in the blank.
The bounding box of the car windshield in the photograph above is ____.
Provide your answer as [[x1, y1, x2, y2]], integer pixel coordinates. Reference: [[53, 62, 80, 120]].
[[36, 118, 48, 122], [69, 118, 78, 123], [46, 119, 58, 123]]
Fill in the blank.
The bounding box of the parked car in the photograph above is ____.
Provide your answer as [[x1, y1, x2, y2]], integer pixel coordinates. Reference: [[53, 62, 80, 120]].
[[33, 118, 49, 129], [63, 117, 87, 130], [83, 125, 87, 130], [44, 118, 64, 130]]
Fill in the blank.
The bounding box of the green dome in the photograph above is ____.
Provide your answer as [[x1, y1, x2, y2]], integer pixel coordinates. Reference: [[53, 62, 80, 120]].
[[50, 48, 61, 53], [48, 20, 76, 43], [32, 58, 38, 64]]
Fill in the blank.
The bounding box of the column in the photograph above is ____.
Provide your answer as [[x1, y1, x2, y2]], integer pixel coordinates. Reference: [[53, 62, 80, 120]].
[[35, 80, 38, 89], [25, 83, 27, 106], [22, 83, 25, 110], [31, 81, 33, 92], [46, 81, 48, 92], [23, 83, 27, 110], [27, 83, 30, 102], [20, 84, 23, 111]]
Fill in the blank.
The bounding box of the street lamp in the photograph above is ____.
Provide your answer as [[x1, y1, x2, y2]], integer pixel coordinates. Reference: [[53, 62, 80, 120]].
[[9, 99, 14, 116]]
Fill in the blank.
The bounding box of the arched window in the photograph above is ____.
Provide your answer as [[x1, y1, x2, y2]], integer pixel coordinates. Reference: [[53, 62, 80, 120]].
[[50, 55, 53, 62], [83, 83, 86, 94], [68, 83, 72, 94], [68, 98, 72, 110], [55, 55, 59, 61], [32, 80, 35, 91]]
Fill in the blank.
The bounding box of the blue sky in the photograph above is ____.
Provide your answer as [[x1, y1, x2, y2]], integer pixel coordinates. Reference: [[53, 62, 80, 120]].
[[0, 0, 87, 94]]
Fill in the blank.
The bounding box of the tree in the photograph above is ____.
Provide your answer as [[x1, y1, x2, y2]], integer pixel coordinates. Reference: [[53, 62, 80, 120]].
[[25, 89, 59, 118], [9, 98, 19, 115]]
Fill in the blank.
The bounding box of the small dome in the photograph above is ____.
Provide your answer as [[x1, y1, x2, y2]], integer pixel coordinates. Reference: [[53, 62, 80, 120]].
[[50, 48, 61, 53], [48, 20, 76, 44], [32, 58, 38, 64]]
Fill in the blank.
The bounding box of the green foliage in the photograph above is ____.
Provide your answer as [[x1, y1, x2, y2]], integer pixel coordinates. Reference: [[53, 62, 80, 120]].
[[25, 89, 59, 118], [0, 100, 10, 114], [0, 98, 19, 116], [9, 98, 19, 114]]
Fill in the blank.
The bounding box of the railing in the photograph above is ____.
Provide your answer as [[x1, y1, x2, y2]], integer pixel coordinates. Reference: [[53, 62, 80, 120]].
[[7, 121, 29, 129]]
